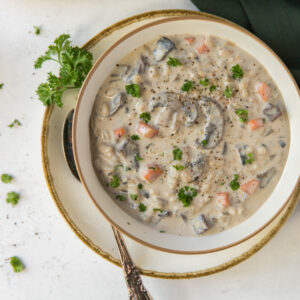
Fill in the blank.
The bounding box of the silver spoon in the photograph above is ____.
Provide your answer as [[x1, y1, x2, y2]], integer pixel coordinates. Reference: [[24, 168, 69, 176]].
[[63, 109, 153, 300]]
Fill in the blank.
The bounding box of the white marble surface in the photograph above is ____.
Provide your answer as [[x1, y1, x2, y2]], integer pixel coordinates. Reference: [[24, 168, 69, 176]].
[[0, 0, 299, 299]]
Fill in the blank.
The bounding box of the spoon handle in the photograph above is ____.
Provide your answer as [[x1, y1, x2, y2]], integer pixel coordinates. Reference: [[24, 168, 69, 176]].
[[111, 226, 153, 300]]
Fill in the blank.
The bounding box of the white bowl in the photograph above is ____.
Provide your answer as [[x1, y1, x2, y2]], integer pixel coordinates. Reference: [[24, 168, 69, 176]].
[[73, 16, 300, 254]]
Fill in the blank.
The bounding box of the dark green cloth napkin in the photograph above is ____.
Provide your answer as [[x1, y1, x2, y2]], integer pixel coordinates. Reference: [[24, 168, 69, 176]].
[[191, 0, 300, 86]]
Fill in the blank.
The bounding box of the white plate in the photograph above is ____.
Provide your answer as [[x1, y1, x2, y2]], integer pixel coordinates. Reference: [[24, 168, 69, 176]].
[[42, 10, 300, 278], [73, 14, 300, 253]]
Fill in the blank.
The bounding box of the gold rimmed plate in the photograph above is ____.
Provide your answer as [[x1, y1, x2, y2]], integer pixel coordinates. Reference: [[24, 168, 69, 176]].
[[41, 9, 300, 278]]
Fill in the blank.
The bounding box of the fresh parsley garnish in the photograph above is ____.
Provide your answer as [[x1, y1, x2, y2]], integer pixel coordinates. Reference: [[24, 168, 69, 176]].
[[230, 174, 240, 191], [8, 119, 22, 128], [173, 147, 182, 160], [139, 112, 151, 123], [167, 57, 182, 67], [231, 64, 244, 79], [149, 167, 156, 170], [138, 183, 143, 190], [139, 203, 147, 212], [110, 175, 120, 188], [125, 83, 140, 97], [131, 134, 140, 140], [130, 194, 138, 201], [0, 83, 4, 89], [116, 194, 126, 201], [224, 86, 233, 98], [1, 174, 13, 183], [209, 84, 216, 92], [34, 26, 41, 35], [199, 77, 209, 86], [10, 257, 25, 273], [201, 139, 207, 146], [172, 165, 185, 171], [178, 186, 197, 207], [235, 109, 248, 123], [220, 182, 225, 186], [6, 192, 20, 206], [135, 154, 143, 161], [34, 34, 93, 107], [245, 153, 254, 165], [153, 208, 163, 213], [181, 80, 194, 92]]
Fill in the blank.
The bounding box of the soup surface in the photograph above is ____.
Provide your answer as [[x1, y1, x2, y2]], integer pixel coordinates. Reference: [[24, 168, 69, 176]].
[[90, 35, 289, 236]]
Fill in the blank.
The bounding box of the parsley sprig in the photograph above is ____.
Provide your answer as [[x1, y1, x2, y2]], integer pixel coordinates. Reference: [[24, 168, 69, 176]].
[[167, 57, 182, 67], [139, 112, 151, 123], [178, 186, 197, 207], [34, 34, 93, 107], [235, 109, 248, 122], [230, 174, 240, 191], [231, 64, 244, 79], [181, 80, 194, 92], [173, 147, 182, 160]]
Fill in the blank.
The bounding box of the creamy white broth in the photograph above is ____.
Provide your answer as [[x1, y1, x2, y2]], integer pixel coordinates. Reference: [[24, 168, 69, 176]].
[[89, 35, 289, 236]]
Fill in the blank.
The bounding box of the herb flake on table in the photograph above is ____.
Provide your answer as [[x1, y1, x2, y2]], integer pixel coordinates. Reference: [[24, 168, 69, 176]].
[[0, 83, 4, 89], [1, 174, 13, 183], [230, 174, 240, 191], [139, 112, 151, 123], [126, 83, 140, 97], [231, 64, 244, 79], [173, 147, 182, 160], [34, 26, 41, 35], [10, 256, 25, 273], [6, 192, 20, 206], [8, 119, 22, 128], [235, 109, 248, 122], [167, 57, 182, 67], [178, 186, 197, 207], [181, 80, 194, 92], [34, 34, 93, 107]]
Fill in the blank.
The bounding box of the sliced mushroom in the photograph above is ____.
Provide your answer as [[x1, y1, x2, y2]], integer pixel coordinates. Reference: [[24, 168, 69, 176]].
[[198, 97, 224, 149], [153, 37, 176, 62], [158, 210, 172, 218], [263, 103, 282, 121], [109, 92, 125, 116], [185, 157, 206, 182], [192, 214, 210, 235], [126, 57, 146, 83], [236, 144, 248, 165], [182, 101, 198, 126], [279, 139, 286, 148], [222, 142, 228, 155], [117, 138, 140, 171], [257, 167, 276, 188], [154, 106, 175, 127]]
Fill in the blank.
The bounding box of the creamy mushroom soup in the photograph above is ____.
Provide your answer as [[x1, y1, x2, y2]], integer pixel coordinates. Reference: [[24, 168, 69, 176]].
[[89, 35, 289, 236]]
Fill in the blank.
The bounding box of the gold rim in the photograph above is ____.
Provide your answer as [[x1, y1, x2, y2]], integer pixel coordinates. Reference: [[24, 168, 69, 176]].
[[41, 9, 300, 278]]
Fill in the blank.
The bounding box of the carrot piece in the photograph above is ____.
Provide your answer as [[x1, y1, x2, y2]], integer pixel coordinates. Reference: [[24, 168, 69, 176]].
[[195, 40, 209, 54], [184, 36, 195, 45], [216, 192, 230, 208], [136, 121, 158, 138], [241, 179, 259, 195], [142, 165, 164, 183], [248, 118, 264, 130], [256, 82, 270, 101], [113, 127, 125, 138]]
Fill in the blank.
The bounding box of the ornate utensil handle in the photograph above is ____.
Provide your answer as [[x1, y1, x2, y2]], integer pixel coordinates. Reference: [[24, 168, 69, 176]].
[[112, 226, 153, 300]]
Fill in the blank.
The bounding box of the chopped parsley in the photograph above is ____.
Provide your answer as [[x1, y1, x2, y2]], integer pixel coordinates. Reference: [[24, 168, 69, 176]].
[[200, 139, 207, 146], [10, 257, 25, 273], [245, 153, 254, 165], [230, 174, 240, 191], [231, 64, 244, 79], [124, 166, 131, 171], [173, 147, 182, 160], [135, 154, 143, 161], [34, 26, 41, 35], [130, 194, 138, 201], [160, 230, 166, 233], [130, 134, 140, 140], [199, 77, 209, 86], [139, 112, 151, 123], [181, 80, 194, 92], [8, 119, 22, 128], [153, 208, 163, 213], [0, 83, 3, 89], [235, 109, 248, 123], [172, 165, 185, 171], [125, 83, 140, 98], [209, 84, 216, 92], [110, 175, 120, 188], [167, 57, 182, 67], [6, 192, 20, 206], [34, 34, 93, 107], [116, 194, 126, 201], [224, 86, 233, 98], [178, 186, 197, 207], [137, 183, 143, 190], [149, 167, 156, 170], [220, 182, 225, 186], [1, 174, 13, 183], [139, 203, 147, 212]]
